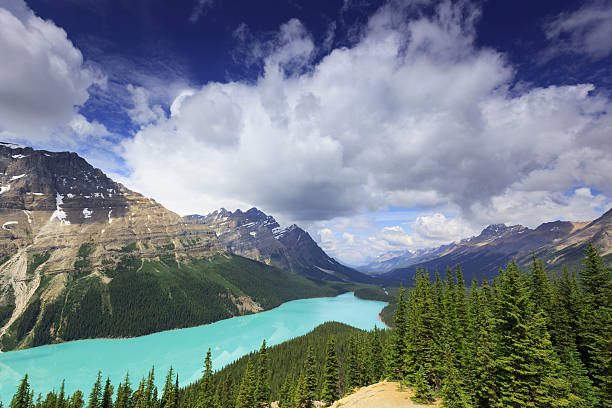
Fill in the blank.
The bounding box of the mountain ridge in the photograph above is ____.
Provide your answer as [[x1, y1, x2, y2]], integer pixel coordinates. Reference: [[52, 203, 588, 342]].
[[0, 143, 343, 350], [185, 208, 374, 283], [373, 209, 611, 283]]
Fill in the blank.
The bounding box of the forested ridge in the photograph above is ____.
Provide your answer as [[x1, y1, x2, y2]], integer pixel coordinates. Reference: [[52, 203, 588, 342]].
[[1, 253, 344, 350], [5, 243, 611, 408]]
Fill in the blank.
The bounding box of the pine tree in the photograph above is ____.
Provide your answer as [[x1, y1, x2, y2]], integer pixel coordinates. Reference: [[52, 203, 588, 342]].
[[172, 376, 179, 408], [198, 349, 215, 408], [469, 282, 497, 407], [235, 357, 256, 408], [292, 373, 308, 408], [320, 337, 339, 405], [529, 255, 552, 313], [161, 367, 176, 408], [100, 379, 113, 408], [303, 345, 317, 406], [86, 372, 102, 408], [581, 242, 611, 307], [55, 381, 66, 408], [356, 335, 369, 386], [579, 243, 612, 406], [114, 373, 132, 408], [430, 271, 446, 391], [494, 261, 570, 407], [254, 340, 271, 406], [10, 375, 31, 408], [441, 347, 472, 408], [278, 376, 293, 408], [370, 327, 385, 382], [388, 284, 408, 380], [550, 268, 598, 407], [345, 335, 360, 391], [411, 366, 434, 404], [69, 391, 84, 408], [132, 380, 146, 408]]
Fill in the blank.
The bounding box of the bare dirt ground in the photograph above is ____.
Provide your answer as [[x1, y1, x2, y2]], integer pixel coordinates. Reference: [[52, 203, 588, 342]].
[[271, 381, 441, 408], [330, 381, 441, 408]]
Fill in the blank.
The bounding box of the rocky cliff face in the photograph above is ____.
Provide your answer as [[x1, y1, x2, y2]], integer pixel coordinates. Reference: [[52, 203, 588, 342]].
[[186, 208, 373, 283], [0, 143, 228, 349]]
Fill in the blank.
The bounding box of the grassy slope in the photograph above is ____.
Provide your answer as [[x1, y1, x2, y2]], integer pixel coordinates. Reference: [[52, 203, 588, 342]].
[[0, 253, 341, 351]]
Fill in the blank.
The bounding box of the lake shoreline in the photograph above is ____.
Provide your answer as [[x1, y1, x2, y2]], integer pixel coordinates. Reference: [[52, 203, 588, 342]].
[[2, 289, 385, 354], [0, 292, 387, 405]]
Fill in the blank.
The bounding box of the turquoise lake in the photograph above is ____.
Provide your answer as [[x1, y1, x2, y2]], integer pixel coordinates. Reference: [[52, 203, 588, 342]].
[[0, 293, 386, 404]]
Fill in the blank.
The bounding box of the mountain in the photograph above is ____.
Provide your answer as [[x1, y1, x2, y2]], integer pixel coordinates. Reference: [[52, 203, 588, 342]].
[[0, 143, 338, 351], [185, 208, 374, 283], [378, 211, 610, 283], [358, 246, 453, 275], [533, 208, 612, 271]]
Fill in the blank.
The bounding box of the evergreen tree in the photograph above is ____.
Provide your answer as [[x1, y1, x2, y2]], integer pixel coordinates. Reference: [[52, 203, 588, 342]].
[[172, 376, 179, 408], [292, 373, 308, 408], [10, 375, 31, 408], [198, 349, 215, 408], [54, 381, 66, 408], [101, 379, 113, 408], [235, 358, 256, 408], [345, 335, 360, 391], [86, 372, 103, 408], [581, 242, 612, 307], [370, 328, 385, 382], [143, 368, 156, 407], [278, 376, 293, 408], [494, 262, 570, 407], [160, 367, 176, 408], [529, 255, 552, 313], [303, 346, 317, 406], [441, 348, 472, 408], [468, 282, 497, 407], [579, 243, 612, 406], [114, 374, 132, 408], [132, 380, 145, 408], [320, 337, 339, 405], [430, 271, 446, 391], [549, 268, 598, 407], [411, 366, 434, 404], [69, 392, 84, 408], [254, 340, 271, 406], [387, 284, 408, 380]]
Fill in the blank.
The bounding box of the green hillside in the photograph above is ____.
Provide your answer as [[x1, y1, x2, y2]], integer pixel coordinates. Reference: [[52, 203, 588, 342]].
[[0, 253, 339, 351]]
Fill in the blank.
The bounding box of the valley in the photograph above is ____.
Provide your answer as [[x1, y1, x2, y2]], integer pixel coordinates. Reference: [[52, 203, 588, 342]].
[[0, 144, 380, 352], [362, 209, 612, 284], [0, 293, 387, 406]]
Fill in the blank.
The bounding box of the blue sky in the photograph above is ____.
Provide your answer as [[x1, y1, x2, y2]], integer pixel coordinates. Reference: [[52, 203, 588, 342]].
[[1, 0, 611, 264]]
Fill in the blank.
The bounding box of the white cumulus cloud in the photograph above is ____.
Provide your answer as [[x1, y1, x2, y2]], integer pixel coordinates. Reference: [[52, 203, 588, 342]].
[[0, 0, 102, 143], [120, 0, 612, 233]]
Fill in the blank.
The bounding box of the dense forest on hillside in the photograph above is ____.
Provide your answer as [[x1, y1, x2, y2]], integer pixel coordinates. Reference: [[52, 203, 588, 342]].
[[1, 253, 346, 351], [5, 243, 611, 408]]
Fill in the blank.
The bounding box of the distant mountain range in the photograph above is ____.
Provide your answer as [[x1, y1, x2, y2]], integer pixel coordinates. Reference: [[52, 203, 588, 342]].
[[185, 208, 373, 283], [0, 143, 363, 351], [363, 210, 611, 283]]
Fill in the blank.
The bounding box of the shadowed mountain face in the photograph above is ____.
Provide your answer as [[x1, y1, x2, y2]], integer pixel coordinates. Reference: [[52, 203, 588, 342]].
[[376, 211, 611, 284], [186, 209, 374, 283], [0, 143, 337, 351]]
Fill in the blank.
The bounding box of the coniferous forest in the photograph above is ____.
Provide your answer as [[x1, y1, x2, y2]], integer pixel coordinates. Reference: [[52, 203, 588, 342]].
[[5, 243, 611, 408]]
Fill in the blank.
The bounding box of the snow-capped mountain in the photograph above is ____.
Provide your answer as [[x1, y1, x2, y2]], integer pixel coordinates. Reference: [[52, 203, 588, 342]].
[[186, 208, 374, 283]]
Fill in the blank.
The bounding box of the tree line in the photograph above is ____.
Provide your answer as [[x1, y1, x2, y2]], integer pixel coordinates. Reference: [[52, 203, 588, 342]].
[[5, 243, 610, 407]]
